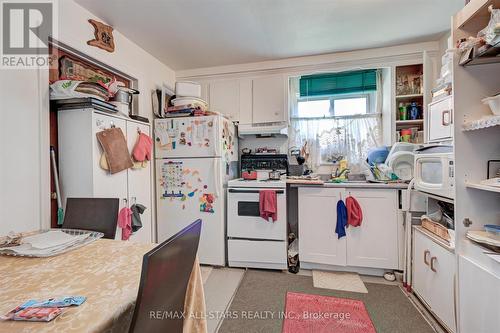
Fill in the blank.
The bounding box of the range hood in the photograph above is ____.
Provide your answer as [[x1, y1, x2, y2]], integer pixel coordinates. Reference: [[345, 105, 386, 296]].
[[238, 122, 288, 136]]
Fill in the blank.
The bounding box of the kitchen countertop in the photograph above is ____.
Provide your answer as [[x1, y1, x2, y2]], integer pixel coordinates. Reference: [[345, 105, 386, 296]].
[[286, 179, 409, 189]]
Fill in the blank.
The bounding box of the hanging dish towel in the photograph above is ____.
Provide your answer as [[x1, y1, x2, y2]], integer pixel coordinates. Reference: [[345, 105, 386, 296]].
[[117, 207, 133, 240], [132, 133, 153, 162], [96, 128, 133, 174], [336, 199, 347, 239], [259, 190, 277, 222], [346, 196, 363, 227], [130, 203, 146, 232]]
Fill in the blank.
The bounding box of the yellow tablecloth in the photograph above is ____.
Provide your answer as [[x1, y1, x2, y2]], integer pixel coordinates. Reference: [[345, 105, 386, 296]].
[[0, 239, 207, 333]]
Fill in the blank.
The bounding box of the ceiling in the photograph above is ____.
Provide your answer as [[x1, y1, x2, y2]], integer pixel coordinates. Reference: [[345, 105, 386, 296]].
[[75, 0, 463, 70]]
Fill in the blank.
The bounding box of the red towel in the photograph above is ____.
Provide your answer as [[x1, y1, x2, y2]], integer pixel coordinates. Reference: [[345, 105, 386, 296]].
[[117, 207, 133, 240], [259, 190, 277, 222], [346, 196, 363, 227]]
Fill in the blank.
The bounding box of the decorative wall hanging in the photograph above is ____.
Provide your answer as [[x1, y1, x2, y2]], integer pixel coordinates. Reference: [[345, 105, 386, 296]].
[[87, 19, 115, 53]]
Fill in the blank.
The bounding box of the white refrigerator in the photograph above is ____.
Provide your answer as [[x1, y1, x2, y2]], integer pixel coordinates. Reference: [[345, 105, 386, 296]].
[[154, 115, 238, 265]]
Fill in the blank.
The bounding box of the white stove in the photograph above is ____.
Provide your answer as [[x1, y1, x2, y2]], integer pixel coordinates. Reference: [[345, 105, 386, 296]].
[[228, 178, 286, 189], [226, 154, 288, 270]]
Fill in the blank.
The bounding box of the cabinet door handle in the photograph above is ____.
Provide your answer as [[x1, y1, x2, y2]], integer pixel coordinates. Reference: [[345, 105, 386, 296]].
[[430, 256, 437, 272], [424, 250, 430, 265], [441, 110, 452, 126]]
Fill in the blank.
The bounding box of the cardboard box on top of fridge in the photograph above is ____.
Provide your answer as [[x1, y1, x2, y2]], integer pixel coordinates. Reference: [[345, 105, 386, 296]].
[[175, 81, 201, 98]]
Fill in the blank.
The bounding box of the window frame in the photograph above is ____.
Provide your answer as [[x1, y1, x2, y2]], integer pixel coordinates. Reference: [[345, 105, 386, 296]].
[[292, 91, 380, 166], [294, 92, 373, 120]]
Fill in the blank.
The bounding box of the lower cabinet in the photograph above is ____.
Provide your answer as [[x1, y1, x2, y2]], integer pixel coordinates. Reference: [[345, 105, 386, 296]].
[[413, 227, 456, 332], [298, 187, 399, 270], [346, 189, 399, 269], [458, 255, 500, 333], [298, 188, 346, 266]]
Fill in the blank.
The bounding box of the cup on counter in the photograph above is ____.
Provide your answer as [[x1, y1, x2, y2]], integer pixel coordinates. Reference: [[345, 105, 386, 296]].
[[400, 129, 412, 142]]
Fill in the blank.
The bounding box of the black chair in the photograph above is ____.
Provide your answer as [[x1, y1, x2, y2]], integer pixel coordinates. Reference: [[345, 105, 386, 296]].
[[62, 198, 119, 239], [129, 219, 202, 333]]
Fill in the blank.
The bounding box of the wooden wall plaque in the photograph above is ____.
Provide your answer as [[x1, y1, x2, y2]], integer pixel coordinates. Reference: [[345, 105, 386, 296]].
[[87, 19, 115, 52]]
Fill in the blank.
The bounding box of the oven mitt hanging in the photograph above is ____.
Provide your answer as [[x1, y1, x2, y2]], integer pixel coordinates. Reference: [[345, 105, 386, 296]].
[[130, 203, 146, 232], [132, 133, 153, 162], [96, 128, 133, 174]]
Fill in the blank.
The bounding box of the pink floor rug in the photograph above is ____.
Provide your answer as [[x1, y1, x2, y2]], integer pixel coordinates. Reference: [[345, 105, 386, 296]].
[[282, 292, 376, 333]]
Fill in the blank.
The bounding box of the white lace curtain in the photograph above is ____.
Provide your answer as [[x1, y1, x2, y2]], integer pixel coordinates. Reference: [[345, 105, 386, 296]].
[[288, 71, 383, 172]]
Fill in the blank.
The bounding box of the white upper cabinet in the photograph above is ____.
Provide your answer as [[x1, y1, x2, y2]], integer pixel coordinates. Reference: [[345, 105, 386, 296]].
[[209, 79, 240, 121], [192, 74, 287, 124], [238, 78, 253, 124], [252, 74, 286, 124], [427, 95, 453, 143], [200, 81, 210, 105]]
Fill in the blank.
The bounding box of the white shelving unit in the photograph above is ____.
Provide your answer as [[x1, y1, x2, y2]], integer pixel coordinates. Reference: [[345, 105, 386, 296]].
[[465, 181, 500, 193], [451, 1, 500, 331], [396, 93, 424, 100], [462, 115, 500, 131], [396, 119, 425, 126]]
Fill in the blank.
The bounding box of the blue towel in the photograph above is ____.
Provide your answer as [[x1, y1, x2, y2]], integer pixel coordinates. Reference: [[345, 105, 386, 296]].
[[336, 199, 347, 239]]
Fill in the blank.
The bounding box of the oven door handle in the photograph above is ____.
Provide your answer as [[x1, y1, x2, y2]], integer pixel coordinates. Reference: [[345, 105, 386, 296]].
[[228, 189, 284, 194]]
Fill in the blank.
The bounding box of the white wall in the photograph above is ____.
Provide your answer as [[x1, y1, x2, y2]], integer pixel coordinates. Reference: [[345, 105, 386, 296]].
[[0, 0, 175, 234]]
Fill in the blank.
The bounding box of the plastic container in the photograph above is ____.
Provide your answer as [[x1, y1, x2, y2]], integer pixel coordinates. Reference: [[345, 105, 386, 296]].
[[400, 129, 412, 142], [175, 81, 201, 98], [484, 224, 500, 236], [366, 146, 390, 165], [482, 94, 500, 116], [399, 103, 408, 120], [387, 142, 419, 161]]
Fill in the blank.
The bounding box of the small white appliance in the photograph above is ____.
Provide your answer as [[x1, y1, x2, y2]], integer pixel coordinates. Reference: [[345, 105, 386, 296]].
[[227, 154, 288, 270], [414, 145, 454, 200], [154, 115, 238, 266]]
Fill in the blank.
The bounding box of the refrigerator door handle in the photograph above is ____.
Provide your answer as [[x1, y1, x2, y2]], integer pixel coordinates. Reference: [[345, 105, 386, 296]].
[[214, 158, 221, 197]]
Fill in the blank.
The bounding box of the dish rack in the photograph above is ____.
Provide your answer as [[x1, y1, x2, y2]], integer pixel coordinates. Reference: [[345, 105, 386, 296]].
[[0, 229, 104, 258]]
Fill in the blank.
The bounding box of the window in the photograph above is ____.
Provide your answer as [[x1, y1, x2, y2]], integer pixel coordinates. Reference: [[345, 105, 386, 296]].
[[297, 94, 370, 119], [289, 70, 383, 168]]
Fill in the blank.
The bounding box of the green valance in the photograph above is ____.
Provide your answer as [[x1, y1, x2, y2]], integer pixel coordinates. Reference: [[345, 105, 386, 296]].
[[299, 69, 377, 97]]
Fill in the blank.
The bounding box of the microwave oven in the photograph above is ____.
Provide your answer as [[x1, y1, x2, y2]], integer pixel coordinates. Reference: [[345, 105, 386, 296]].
[[414, 145, 454, 200]]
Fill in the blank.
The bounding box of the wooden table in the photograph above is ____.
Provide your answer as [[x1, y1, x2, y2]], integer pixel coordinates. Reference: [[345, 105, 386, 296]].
[[0, 239, 207, 333]]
